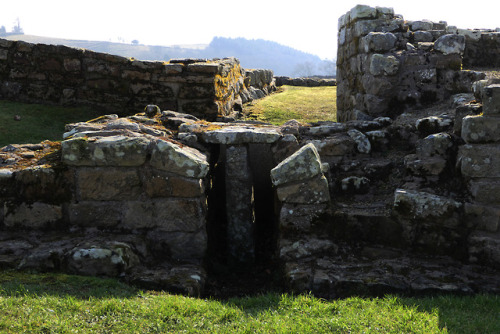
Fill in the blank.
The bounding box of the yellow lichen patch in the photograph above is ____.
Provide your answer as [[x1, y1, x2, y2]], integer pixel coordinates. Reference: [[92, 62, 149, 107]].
[[214, 63, 244, 115], [3, 140, 63, 171]]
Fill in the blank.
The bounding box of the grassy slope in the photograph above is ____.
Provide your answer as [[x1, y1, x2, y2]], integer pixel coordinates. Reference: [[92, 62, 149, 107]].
[[0, 100, 101, 147], [0, 271, 499, 333], [244, 85, 337, 125]]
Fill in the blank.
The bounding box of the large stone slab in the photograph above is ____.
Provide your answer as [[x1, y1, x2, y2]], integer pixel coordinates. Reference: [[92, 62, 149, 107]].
[[200, 126, 281, 144], [461, 115, 500, 143], [150, 139, 209, 178], [62, 135, 149, 167], [459, 144, 500, 178], [122, 198, 206, 232], [271, 143, 323, 186]]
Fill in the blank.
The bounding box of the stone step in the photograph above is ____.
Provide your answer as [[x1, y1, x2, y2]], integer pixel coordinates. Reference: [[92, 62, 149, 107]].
[[284, 255, 500, 298]]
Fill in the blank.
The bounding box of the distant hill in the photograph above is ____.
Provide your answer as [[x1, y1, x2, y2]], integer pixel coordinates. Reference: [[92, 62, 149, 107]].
[[4, 35, 335, 77]]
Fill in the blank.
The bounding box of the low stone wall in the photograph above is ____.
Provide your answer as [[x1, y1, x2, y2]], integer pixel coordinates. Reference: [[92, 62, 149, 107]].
[[0, 39, 275, 120], [336, 5, 484, 122], [274, 76, 337, 87]]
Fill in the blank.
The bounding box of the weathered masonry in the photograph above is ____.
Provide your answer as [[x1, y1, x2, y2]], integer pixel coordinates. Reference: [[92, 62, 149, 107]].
[[1, 5, 500, 297], [0, 38, 275, 120]]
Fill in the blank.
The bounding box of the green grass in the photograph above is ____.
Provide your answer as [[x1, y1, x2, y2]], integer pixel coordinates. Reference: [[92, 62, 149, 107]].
[[244, 85, 337, 125], [0, 100, 102, 147], [1, 271, 499, 333]]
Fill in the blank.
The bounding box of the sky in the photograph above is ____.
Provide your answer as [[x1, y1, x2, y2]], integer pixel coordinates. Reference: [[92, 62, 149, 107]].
[[1, 0, 499, 60]]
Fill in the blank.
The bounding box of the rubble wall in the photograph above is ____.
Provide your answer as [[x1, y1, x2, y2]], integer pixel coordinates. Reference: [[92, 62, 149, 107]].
[[336, 5, 484, 122], [0, 38, 275, 120]]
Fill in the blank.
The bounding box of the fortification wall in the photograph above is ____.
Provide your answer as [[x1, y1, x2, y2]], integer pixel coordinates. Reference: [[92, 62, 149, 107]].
[[336, 5, 485, 122], [0, 38, 275, 120]]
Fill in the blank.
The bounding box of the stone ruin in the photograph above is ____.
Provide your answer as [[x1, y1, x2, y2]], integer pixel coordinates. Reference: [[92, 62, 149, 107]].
[[0, 38, 275, 121], [1, 5, 500, 297]]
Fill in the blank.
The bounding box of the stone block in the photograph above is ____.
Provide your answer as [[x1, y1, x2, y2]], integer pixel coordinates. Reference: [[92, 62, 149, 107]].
[[468, 232, 500, 267], [69, 201, 123, 228], [146, 229, 207, 261], [271, 143, 323, 186], [369, 54, 399, 76], [469, 179, 500, 205], [413, 31, 433, 43], [276, 175, 330, 204], [416, 133, 453, 157], [461, 115, 500, 143], [4, 202, 62, 228], [459, 144, 500, 178], [122, 198, 206, 232], [178, 84, 215, 99], [150, 139, 209, 178], [349, 5, 377, 22], [68, 241, 140, 277], [62, 136, 150, 167], [393, 189, 461, 224], [280, 237, 337, 261], [361, 32, 397, 53], [464, 203, 500, 232], [347, 129, 371, 153], [410, 20, 433, 31], [77, 167, 142, 201], [140, 169, 205, 198], [434, 34, 465, 55], [279, 203, 329, 233], [307, 135, 356, 157], [482, 84, 500, 115], [14, 165, 73, 202], [404, 154, 447, 176]]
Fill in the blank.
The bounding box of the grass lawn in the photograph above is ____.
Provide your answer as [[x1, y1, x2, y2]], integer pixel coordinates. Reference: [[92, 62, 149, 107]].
[[1, 271, 499, 333], [0, 100, 101, 147], [244, 85, 337, 125]]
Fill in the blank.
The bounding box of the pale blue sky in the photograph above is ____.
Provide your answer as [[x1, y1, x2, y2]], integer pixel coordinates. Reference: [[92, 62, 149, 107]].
[[1, 0, 498, 60]]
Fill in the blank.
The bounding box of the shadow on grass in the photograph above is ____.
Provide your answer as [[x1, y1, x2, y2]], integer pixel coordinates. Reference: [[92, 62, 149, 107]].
[[399, 294, 500, 334], [0, 270, 139, 299]]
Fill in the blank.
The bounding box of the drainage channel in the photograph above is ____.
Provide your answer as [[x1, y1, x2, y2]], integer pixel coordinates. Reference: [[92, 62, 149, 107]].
[[206, 142, 279, 278]]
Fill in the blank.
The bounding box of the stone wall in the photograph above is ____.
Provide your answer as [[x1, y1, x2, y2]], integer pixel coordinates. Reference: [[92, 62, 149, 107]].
[[274, 76, 337, 87], [2, 86, 500, 296], [0, 38, 275, 120], [336, 5, 484, 122], [462, 29, 500, 68]]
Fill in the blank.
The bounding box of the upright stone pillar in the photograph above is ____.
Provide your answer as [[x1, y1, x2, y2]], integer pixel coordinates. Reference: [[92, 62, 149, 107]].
[[225, 145, 255, 265]]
